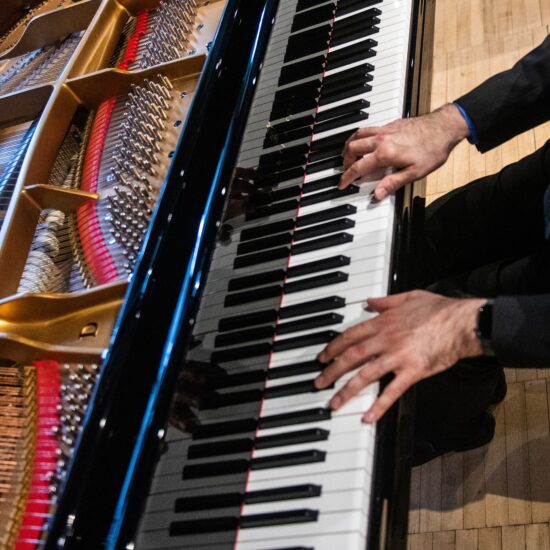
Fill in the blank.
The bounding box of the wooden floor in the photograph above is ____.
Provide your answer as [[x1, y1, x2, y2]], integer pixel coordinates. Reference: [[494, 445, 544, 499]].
[[407, 1, 550, 548]]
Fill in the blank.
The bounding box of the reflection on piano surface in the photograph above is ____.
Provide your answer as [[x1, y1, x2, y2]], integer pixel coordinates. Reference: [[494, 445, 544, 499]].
[[0, 0, 433, 548]]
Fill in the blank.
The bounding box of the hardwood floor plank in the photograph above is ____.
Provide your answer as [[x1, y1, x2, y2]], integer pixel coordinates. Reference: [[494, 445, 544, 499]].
[[478, 527, 502, 550], [463, 447, 487, 529], [526, 523, 550, 550], [434, 531, 456, 548], [419, 457, 442, 533], [441, 452, 465, 531], [409, 466, 421, 534], [410, 532, 433, 550], [456, 528, 479, 550], [525, 380, 550, 522], [484, 403, 509, 527], [504, 383, 532, 525], [502, 525, 526, 550]]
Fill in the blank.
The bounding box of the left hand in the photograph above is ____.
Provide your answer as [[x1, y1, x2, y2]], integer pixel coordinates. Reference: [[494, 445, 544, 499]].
[[314, 290, 485, 423]]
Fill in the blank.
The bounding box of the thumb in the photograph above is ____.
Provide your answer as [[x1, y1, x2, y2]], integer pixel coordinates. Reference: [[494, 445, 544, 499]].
[[374, 167, 416, 200], [366, 293, 410, 312]]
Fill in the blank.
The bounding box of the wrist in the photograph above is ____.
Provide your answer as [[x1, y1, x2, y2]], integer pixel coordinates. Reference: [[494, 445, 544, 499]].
[[435, 103, 471, 146], [456, 298, 486, 358]]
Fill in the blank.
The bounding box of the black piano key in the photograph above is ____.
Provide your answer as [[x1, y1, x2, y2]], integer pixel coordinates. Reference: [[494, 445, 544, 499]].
[[292, 232, 354, 255], [240, 218, 295, 241], [169, 509, 318, 534], [336, 0, 382, 16], [326, 40, 376, 70], [314, 111, 368, 134], [255, 166, 305, 188], [201, 388, 263, 408], [245, 484, 321, 504], [215, 324, 275, 347], [302, 173, 340, 192], [321, 74, 374, 102], [332, 23, 379, 47], [228, 269, 286, 292], [322, 63, 374, 90], [264, 380, 328, 399], [233, 244, 290, 269], [252, 185, 301, 206], [319, 82, 372, 106], [331, 8, 380, 37], [269, 359, 325, 378], [308, 146, 343, 164], [211, 360, 323, 390], [254, 450, 326, 470], [273, 80, 322, 106], [188, 429, 328, 459], [256, 428, 329, 448], [223, 284, 282, 308], [278, 55, 326, 86], [310, 129, 354, 153], [210, 342, 272, 363], [175, 484, 321, 512], [306, 155, 342, 174], [279, 295, 346, 318], [192, 407, 331, 439], [294, 218, 355, 241], [188, 437, 254, 459], [264, 124, 313, 147], [300, 185, 359, 206], [315, 100, 369, 124], [241, 508, 319, 529], [237, 232, 293, 255], [258, 152, 308, 175], [218, 295, 345, 333], [287, 254, 350, 276], [182, 450, 326, 478], [268, 114, 315, 134], [245, 200, 299, 222], [277, 312, 344, 334], [218, 309, 278, 332], [296, 204, 356, 226], [272, 330, 338, 352], [285, 272, 348, 293], [285, 28, 331, 62], [292, 3, 335, 32], [217, 311, 342, 348]]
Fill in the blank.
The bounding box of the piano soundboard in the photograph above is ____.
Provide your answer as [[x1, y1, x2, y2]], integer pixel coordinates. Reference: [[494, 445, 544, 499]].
[[0, 0, 433, 548]]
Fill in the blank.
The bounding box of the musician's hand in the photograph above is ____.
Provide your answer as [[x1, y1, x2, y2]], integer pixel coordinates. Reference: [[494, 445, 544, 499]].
[[314, 290, 484, 423], [339, 103, 470, 199]]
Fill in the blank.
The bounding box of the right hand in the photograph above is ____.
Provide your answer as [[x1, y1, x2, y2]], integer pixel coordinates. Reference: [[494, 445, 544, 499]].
[[339, 103, 470, 199]]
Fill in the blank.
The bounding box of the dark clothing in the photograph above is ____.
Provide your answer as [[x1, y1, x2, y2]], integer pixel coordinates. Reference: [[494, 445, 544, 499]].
[[450, 34, 550, 368], [413, 36, 550, 446], [415, 142, 550, 445]]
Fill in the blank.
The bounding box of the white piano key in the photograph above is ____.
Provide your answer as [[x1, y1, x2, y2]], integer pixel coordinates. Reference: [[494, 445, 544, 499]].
[[235, 530, 366, 550]]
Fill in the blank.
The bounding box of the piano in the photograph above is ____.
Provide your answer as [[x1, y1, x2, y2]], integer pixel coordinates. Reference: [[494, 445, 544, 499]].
[[0, 0, 434, 547]]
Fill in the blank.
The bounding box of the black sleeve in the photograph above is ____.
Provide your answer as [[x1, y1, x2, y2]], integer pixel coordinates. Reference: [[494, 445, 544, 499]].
[[492, 295, 550, 368], [455, 35, 550, 153]]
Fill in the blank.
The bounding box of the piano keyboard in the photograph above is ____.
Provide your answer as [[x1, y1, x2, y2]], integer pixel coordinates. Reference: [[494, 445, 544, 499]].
[[134, 0, 415, 548]]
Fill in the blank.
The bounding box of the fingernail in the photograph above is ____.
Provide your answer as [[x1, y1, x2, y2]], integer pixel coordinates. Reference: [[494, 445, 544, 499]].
[[375, 188, 388, 200], [362, 300, 373, 312], [330, 396, 341, 410], [314, 375, 325, 389], [317, 352, 326, 363]]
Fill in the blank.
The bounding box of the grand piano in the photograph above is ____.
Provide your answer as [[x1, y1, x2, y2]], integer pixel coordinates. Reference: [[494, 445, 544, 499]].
[[0, 0, 434, 547]]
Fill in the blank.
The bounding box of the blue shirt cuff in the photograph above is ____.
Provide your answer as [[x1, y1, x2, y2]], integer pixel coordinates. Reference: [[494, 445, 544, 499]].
[[453, 101, 479, 145]]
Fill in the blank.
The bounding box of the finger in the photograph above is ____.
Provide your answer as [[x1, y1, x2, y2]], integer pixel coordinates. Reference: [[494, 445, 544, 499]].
[[342, 136, 379, 169], [338, 154, 382, 189], [318, 318, 377, 363], [329, 358, 389, 410], [366, 292, 411, 312], [362, 373, 415, 423], [343, 127, 381, 149], [315, 336, 383, 389], [373, 167, 417, 200]]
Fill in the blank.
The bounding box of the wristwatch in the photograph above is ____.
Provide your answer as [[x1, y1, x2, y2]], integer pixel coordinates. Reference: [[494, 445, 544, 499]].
[[475, 299, 495, 356]]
